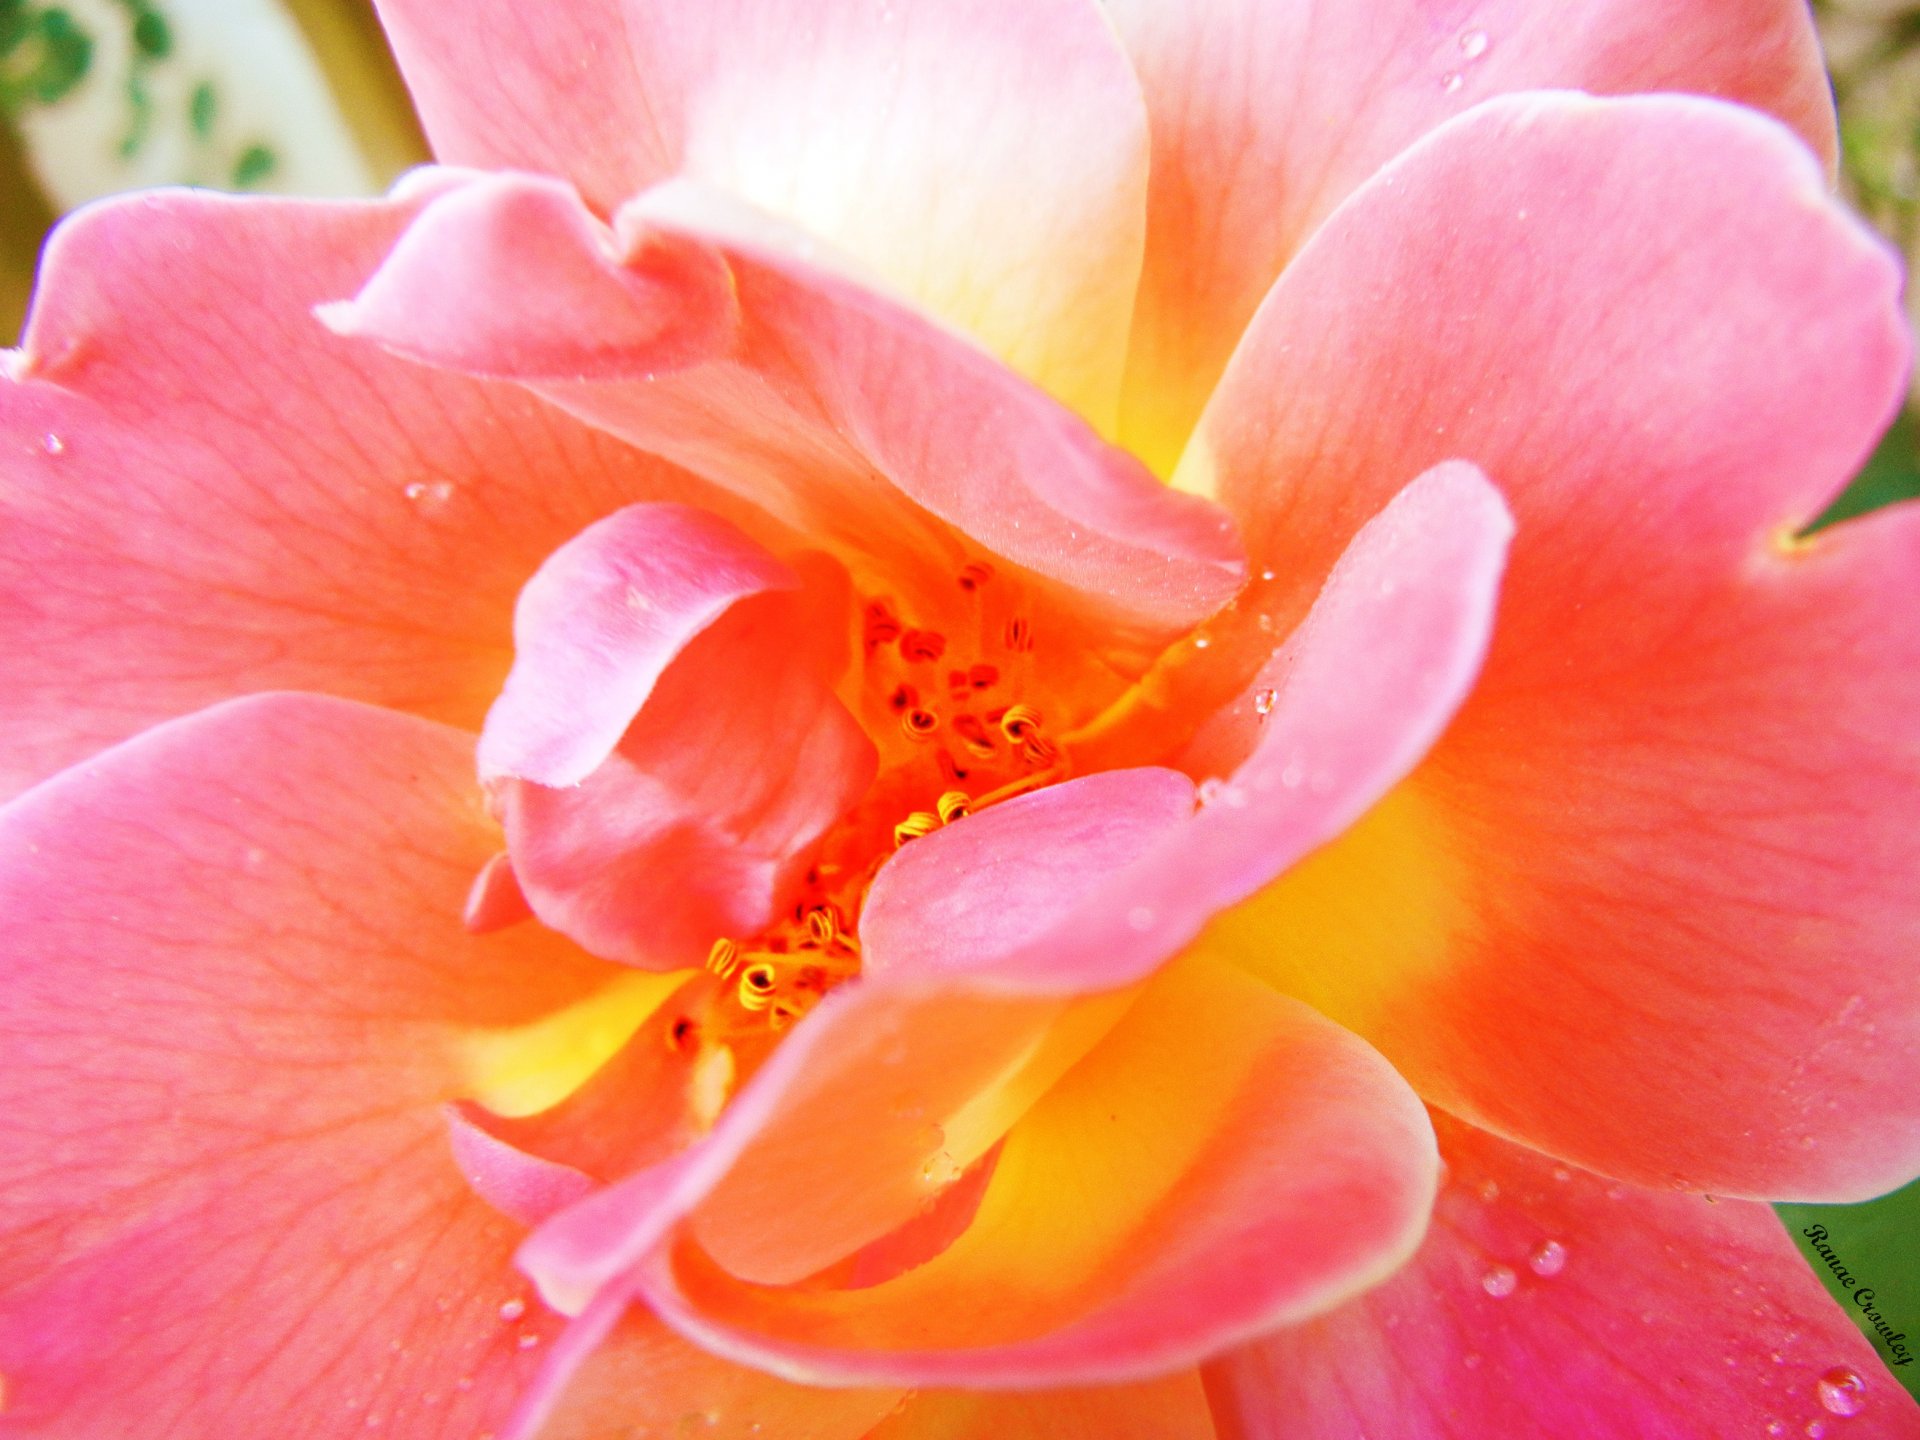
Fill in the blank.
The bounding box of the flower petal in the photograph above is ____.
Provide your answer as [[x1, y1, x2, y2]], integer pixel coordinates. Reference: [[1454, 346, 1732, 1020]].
[[1185, 93, 1919, 1199], [1110, 0, 1836, 472], [0, 188, 719, 803], [865, 1372, 1215, 1440], [1204, 1114, 1920, 1439], [628, 952, 1437, 1387], [372, 0, 1148, 425], [0, 693, 624, 1437], [326, 172, 1245, 672], [487, 510, 876, 967]]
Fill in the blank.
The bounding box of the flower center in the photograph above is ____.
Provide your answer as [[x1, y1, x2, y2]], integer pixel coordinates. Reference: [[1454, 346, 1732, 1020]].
[[696, 558, 1078, 1039]]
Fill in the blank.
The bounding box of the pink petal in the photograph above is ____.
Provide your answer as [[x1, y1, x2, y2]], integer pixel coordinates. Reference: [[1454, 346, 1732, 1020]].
[[504, 1299, 903, 1440], [0, 188, 724, 803], [1205, 1114, 1920, 1439], [488, 514, 876, 966], [326, 172, 1245, 670], [372, 0, 1148, 425], [864, 461, 1511, 994], [1110, 0, 1835, 471], [0, 693, 626, 1437], [628, 953, 1438, 1387], [477, 502, 798, 788], [1186, 93, 1919, 1198]]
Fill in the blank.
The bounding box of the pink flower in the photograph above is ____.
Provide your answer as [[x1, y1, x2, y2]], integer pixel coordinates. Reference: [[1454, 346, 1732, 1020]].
[[1, 1, 1917, 1436]]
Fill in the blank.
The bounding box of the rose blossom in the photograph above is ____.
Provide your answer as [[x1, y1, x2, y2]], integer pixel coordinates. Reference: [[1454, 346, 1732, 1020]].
[[1, 1, 1917, 1437]]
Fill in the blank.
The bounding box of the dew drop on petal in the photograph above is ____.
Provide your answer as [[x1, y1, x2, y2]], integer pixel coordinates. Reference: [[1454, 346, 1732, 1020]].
[[40, 432, 64, 456], [1441, 71, 1464, 93], [1254, 688, 1277, 717], [1459, 27, 1490, 59], [517, 1332, 541, 1351], [1476, 1178, 1500, 1203], [1551, 1165, 1572, 1182], [1528, 1240, 1567, 1277], [1817, 1367, 1866, 1417], [920, 1150, 962, 1186], [1807, 1421, 1827, 1439], [1480, 1264, 1518, 1297], [1259, 568, 1276, 582], [1767, 1422, 1786, 1437], [1198, 778, 1225, 806], [498, 1298, 526, 1323]]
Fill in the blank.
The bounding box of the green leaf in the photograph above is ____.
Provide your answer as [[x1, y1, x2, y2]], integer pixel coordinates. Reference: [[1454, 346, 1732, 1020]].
[[1778, 1178, 1920, 1400]]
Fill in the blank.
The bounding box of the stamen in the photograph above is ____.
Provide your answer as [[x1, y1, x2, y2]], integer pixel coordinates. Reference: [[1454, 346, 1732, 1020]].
[[706, 937, 741, 979], [901, 707, 942, 742], [737, 962, 780, 1012], [894, 811, 941, 847], [952, 713, 997, 758], [804, 904, 841, 947], [936, 790, 972, 824], [900, 629, 947, 663], [999, 704, 1043, 741], [864, 600, 902, 651]]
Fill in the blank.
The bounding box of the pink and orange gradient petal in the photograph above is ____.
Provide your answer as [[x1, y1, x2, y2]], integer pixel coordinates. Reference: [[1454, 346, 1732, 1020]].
[[0, 189, 724, 805], [1185, 92, 1920, 1199], [373, 0, 1148, 427], [487, 509, 875, 967], [0, 693, 626, 1438], [326, 173, 1244, 674], [863, 1371, 1215, 1440], [1203, 1114, 1920, 1439], [627, 952, 1437, 1388], [1110, 0, 1836, 472]]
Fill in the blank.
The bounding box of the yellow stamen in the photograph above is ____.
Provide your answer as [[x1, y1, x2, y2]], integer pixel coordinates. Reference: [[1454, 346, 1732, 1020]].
[[894, 811, 940, 847], [936, 790, 972, 824]]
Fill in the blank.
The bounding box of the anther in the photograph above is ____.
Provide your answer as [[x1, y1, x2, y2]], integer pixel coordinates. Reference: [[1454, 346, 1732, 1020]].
[[804, 904, 840, 947], [863, 600, 902, 651], [900, 629, 947, 663], [952, 713, 997, 758], [901, 708, 941, 742], [936, 790, 972, 824], [894, 811, 940, 847], [737, 963, 779, 1011], [706, 937, 741, 979], [999, 704, 1043, 741], [958, 562, 994, 591]]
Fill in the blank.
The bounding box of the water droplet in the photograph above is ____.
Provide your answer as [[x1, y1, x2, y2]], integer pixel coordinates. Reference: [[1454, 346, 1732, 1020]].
[[920, 1150, 962, 1186], [1767, 1421, 1786, 1436], [1126, 905, 1156, 932], [1256, 613, 1276, 633], [1441, 71, 1464, 93], [516, 1332, 541, 1350], [404, 479, 455, 509], [40, 432, 64, 456], [1551, 1165, 1572, 1182], [498, 1298, 526, 1322], [1198, 778, 1226, 806], [1528, 1240, 1567, 1277], [1459, 28, 1489, 59], [1476, 1178, 1500, 1202], [1254, 688, 1277, 717], [1480, 1264, 1518, 1297], [1806, 1421, 1827, 1439], [1192, 635, 1211, 650], [1817, 1367, 1865, 1417]]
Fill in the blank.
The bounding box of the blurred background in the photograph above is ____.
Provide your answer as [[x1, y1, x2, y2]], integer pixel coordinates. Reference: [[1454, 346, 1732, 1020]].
[[1, 0, 1915, 1401]]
